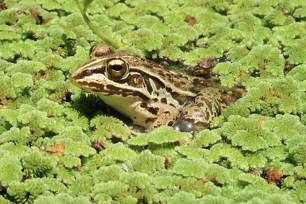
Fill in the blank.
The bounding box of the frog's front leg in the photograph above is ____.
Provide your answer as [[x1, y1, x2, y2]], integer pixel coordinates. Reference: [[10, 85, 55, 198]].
[[136, 102, 180, 132], [173, 88, 221, 132]]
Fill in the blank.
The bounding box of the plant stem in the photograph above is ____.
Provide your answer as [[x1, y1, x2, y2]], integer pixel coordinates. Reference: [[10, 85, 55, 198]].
[[74, 0, 123, 49]]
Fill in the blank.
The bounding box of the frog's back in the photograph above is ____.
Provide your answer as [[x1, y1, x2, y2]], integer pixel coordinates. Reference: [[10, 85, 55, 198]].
[[117, 53, 196, 95]]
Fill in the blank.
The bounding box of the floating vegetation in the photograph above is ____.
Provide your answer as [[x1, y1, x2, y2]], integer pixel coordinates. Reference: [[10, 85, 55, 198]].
[[0, 0, 305, 203]]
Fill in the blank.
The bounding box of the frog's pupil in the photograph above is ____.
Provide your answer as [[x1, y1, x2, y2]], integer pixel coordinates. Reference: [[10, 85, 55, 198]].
[[111, 64, 123, 71]]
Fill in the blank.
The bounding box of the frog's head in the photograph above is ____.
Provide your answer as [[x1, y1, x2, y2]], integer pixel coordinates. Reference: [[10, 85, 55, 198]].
[[70, 54, 152, 101]]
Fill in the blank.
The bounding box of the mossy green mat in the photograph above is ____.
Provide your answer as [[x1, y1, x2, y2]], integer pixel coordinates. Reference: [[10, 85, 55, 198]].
[[0, 0, 305, 203]]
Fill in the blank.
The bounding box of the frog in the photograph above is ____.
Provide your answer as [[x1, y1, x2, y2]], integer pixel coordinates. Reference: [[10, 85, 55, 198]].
[[71, 44, 242, 132]]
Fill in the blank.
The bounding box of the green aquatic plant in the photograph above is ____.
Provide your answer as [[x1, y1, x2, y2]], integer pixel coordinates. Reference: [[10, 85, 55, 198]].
[[128, 126, 191, 146], [0, 0, 305, 203]]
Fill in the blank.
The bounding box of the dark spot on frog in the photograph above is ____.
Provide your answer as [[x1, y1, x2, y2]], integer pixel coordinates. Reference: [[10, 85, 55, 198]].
[[166, 87, 172, 92], [197, 102, 204, 107], [177, 73, 189, 80], [193, 78, 212, 87], [161, 98, 167, 103], [126, 74, 144, 88], [203, 98, 213, 111], [196, 92, 204, 97], [167, 121, 174, 126], [205, 111, 210, 120], [179, 81, 186, 86], [106, 84, 118, 91], [148, 106, 159, 115], [140, 103, 147, 108], [170, 92, 178, 99], [157, 70, 166, 77], [145, 118, 155, 124], [165, 73, 173, 79]]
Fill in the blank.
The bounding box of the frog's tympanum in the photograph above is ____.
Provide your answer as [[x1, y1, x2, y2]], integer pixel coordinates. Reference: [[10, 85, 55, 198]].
[[71, 44, 242, 132]]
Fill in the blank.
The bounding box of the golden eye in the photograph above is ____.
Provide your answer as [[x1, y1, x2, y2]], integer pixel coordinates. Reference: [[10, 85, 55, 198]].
[[106, 57, 129, 80]]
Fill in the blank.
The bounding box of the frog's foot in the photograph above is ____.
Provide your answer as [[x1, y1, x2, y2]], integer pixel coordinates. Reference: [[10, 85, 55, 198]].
[[173, 88, 221, 132], [145, 102, 179, 132]]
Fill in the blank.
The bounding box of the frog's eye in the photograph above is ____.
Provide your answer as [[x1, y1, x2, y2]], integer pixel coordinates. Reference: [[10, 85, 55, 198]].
[[90, 43, 112, 58], [106, 57, 129, 81]]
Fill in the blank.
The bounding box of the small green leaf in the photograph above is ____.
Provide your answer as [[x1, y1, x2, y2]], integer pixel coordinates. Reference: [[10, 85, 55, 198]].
[[176, 146, 208, 159], [128, 126, 191, 146], [34, 193, 91, 204], [58, 138, 95, 157], [69, 175, 93, 196], [93, 165, 126, 183], [0, 127, 32, 145], [131, 150, 164, 174], [101, 143, 136, 162], [61, 155, 81, 168], [93, 181, 129, 202], [166, 191, 196, 204], [123, 172, 152, 190], [124, 28, 163, 51], [21, 151, 55, 177], [0, 157, 23, 186], [171, 159, 206, 178], [192, 129, 221, 147]]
